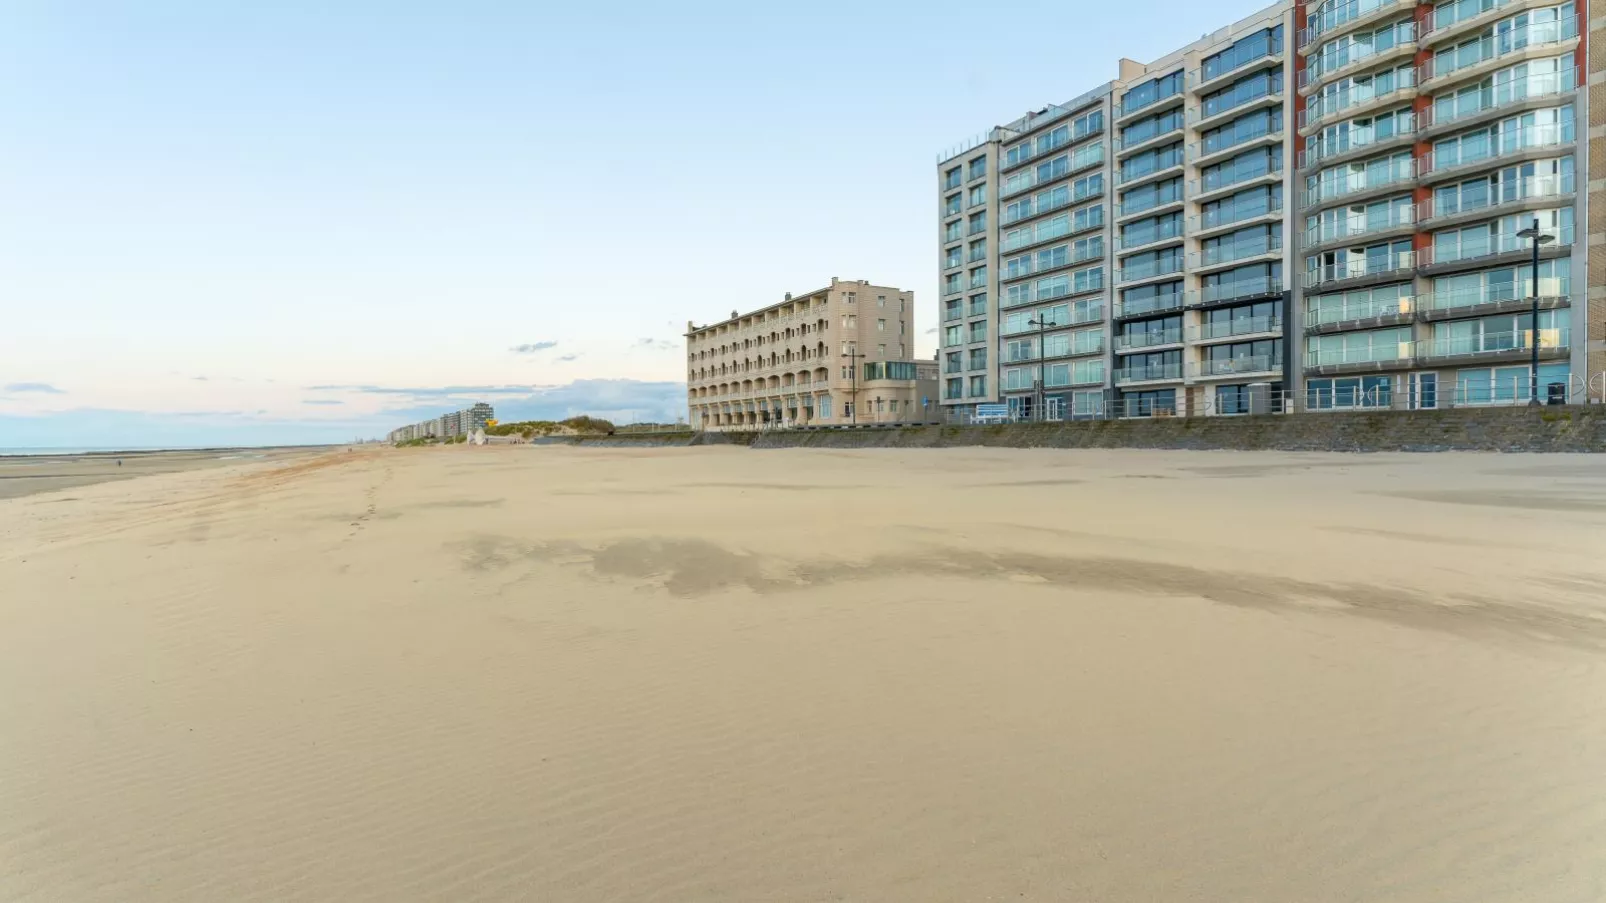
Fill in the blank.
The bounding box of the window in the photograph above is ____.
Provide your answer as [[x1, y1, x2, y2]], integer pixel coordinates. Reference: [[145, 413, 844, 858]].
[[1120, 246, 1184, 281], [969, 238, 987, 262], [1121, 279, 1185, 315], [1307, 282, 1411, 324], [877, 295, 886, 307], [1201, 70, 1281, 119], [1121, 211, 1184, 248], [1201, 145, 1281, 192], [969, 293, 988, 317], [1120, 141, 1184, 183], [968, 347, 987, 369], [1305, 326, 1413, 366], [1121, 108, 1184, 148], [1203, 262, 1281, 301], [943, 325, 963, 347], [943, 273, 961, 295], [970, 266, 988, 289], [968, 321, 988, 342], [944, 167, 962, 190], [944, 221, 962, 242], [945, 193, 962, 216], [969, 184, 987, 207], [1119, 176, 1183, 216], [945, 378, 963, 400], [1455, 362, 1568, 403], [877, 319, 886, 332], [945, 351, 963, 373], [819, 395, 833, 418], [1305, 375, 1397, 409], [944, 247, 962, 269], [1201, 108, 1282, 156], [1429, 258, 1568, 311], [968, 156, 987, 180], [969, 375, 988, 397], [1201, 185, 1281, 229], [897, 344, 905, 357]]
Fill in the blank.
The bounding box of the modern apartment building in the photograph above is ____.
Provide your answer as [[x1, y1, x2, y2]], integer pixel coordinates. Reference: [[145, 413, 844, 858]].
[[937, 0, 1602, 419], [388, 403, 496, 443], [686, 279, 936, 429]]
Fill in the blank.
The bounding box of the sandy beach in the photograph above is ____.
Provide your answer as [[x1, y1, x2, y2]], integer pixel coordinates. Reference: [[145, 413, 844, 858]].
[[2, 444, 1605, 902], [0, 447, 330, 501]]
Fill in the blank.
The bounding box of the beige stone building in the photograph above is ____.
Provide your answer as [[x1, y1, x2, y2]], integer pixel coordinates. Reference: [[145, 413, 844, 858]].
[[686, 278, 937, 429]]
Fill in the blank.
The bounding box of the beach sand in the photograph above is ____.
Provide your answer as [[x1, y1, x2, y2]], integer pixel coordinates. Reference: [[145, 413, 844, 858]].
[[0, 447, 329, 501], [2, 444, 1604, 902]]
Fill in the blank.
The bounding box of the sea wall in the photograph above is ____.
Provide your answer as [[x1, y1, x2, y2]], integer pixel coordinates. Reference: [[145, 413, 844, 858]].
[[741, 407, 1606, 453]]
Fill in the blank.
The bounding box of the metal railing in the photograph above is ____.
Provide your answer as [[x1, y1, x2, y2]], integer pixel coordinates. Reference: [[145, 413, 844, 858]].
[[1420, 68, 1577, 132], [1416, 228, 1571, 268], [1115, 327, 1183, 351], [1305, 205, 1416, 246], [1113, 294, 1186, 318], [1196, 232, 1282, 268], [1300, 114, 1416, 169], [1115, 363, 1184, 384], [1424, 173, 1574, 222], [1192, 274, 1284, 306], [1300, 70, 1416, 129], [1299, 0, 1413, 48], [1301, 21, 1416, 89], [1417, 284, 1565, 313], [1421, 328, 1569, 359], [1304, 158, 1415, 207], [1303, 251, 1415, 288], [1193, 355, 1282, 377], [1419, 121, 1575, 179], [1305, 295, 1414, 326], [1197, 315, 1282, 340], [1418, 17, 1579, 84]]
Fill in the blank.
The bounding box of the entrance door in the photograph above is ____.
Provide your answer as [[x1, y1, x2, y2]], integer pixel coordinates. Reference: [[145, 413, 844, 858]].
[[1409, 372, 1438, 410]]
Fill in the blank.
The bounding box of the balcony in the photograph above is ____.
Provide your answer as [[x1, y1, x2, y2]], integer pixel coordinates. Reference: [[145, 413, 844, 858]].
[[1304, 342, 1418, 374], [1302, 251, 1415, 290], [1301, 22, 1418, 94], [1304, 295, 1415, 333], [1299, 0, 1415, 49], [1114, 362, 1184, 384], [1191, 355, 1283, 379], [1115, 189, 1186, 221], [1114, 122, 1184, 157], [1419, 173, 1575, 229], [1419, 68, 1578, 138], [1299, 70, 1417, 133], [1420, 0, 1536, 46], [1303, 158, 1416, 208], [1191, 119, 1284, 167], [1416, 286, 1570, 321], [1191, 195, 1283, 237], [1190, 46, 1285, 95], [1116, 257, 1185, 284], [1002, 244, 1104, 283], [1193, 232, 1283, 271], [1000, 147, 1105, 199], [1195, 315, 1283, 342], [1190, 274, 1285, 308], [1416, 228, 1572, 274], [1115, 87, 1185, 124], [1116, 222, 1185, 253], [1115, 327, 1183, 352], [1299, 115, 1417, 171], [1418, 328, 1570, 364], [1191, 81, 1284, 132], [1304, 205, 1417, 250], [1419, 121, 1575, 181], [1118, 154, 1185, 188], [1192, 158, 1284, 203], [1418, 18, 1579, 87], [1113, 294, 1186, 319]]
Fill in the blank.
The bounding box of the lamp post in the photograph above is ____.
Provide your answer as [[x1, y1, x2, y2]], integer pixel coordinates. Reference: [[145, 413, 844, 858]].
[[1027, 315, 1059, 422], [842, 346, 865, 424], [1516, 217, 1556, 406]]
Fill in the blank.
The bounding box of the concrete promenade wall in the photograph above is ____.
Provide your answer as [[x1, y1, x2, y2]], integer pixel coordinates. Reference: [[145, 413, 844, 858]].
[[741, 407, 1606, 453]]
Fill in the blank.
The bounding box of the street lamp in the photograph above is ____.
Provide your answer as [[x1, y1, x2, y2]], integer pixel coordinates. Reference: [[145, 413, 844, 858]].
[[841, 346, 865, 424], [1027, 316, 1058, 422], [1516, 217, 1556, 406]]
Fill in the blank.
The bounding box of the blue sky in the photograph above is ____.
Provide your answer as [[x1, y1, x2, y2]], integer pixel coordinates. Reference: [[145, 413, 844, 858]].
[[1, 0, 1259, 446]]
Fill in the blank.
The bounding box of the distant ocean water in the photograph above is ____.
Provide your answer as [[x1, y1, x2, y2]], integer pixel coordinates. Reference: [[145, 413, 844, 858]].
[[1, 446, 239, 457]]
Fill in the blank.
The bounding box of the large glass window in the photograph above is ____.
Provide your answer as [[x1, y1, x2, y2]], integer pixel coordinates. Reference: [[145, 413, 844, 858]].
[[1121, 108, 1184, 148], [1121, 211, 1184, 248], [1305, 326, 1413, 366], [1120, 279, 1185, 315], [1202, 109, 1282, 156], [1201, 70, 1282, 119], [1201, 146, 1281, 192], [1121, 142, 1184, 183], [1121, 70, 1184, 115], [1202, 25, 1283, 81], [1120, 176, 1183, 215]]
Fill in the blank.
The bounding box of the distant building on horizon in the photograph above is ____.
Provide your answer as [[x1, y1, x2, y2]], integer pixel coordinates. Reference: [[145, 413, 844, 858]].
[[685, 277, 938, 429], [387, 402, 495, 443]]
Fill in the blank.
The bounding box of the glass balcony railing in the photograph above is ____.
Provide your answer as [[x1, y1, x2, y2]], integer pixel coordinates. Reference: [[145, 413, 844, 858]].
[[1115, 327, 1183, 351], [1303, 250, 1415, 288], [1191, 117, 1283, 162], [1304, 341, 1415, 367], [1001, 146, 1105, 198], [1306, 294, 1414, 325], [1115, 363, 1184, 383], [1420, 121, 1575, 178], [1117, 256, 1185, 282], [1418, 283, 1565, 313], [1426, 173, 1574, 221], [1299, 113, 1417, 169], [1301, 22, 1417, 89], [1301, 70, 1417, 129], [1194, 194, 1283, 231], [1419, 17, 1579, 83], [1195, 274, 1284, 305], [1198, 232, 1282, 267], [1116, 186, 1185, 218], [1197, 315, 1282, 340], [1417, 225, 1572, 268], [1113, 294, 1185, 318], [1194, 355, 1282, 377], [1117, 220, 1185, 250], [1119, 149, 1185, 185], [1421, 68, 1577, 132], [1192, 80, 1283, 125], [1304, 158, 1416, 207], [1306, 205, 1416, 246], [1194, 157, 1283, 197], [1424, 328, 1569, 358], [1300, 0, 1413, 48]]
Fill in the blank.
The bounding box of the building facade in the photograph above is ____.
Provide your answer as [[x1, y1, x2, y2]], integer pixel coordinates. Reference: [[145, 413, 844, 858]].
[[938, 0, 1601, 419], [686, 279, 935, 428]]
